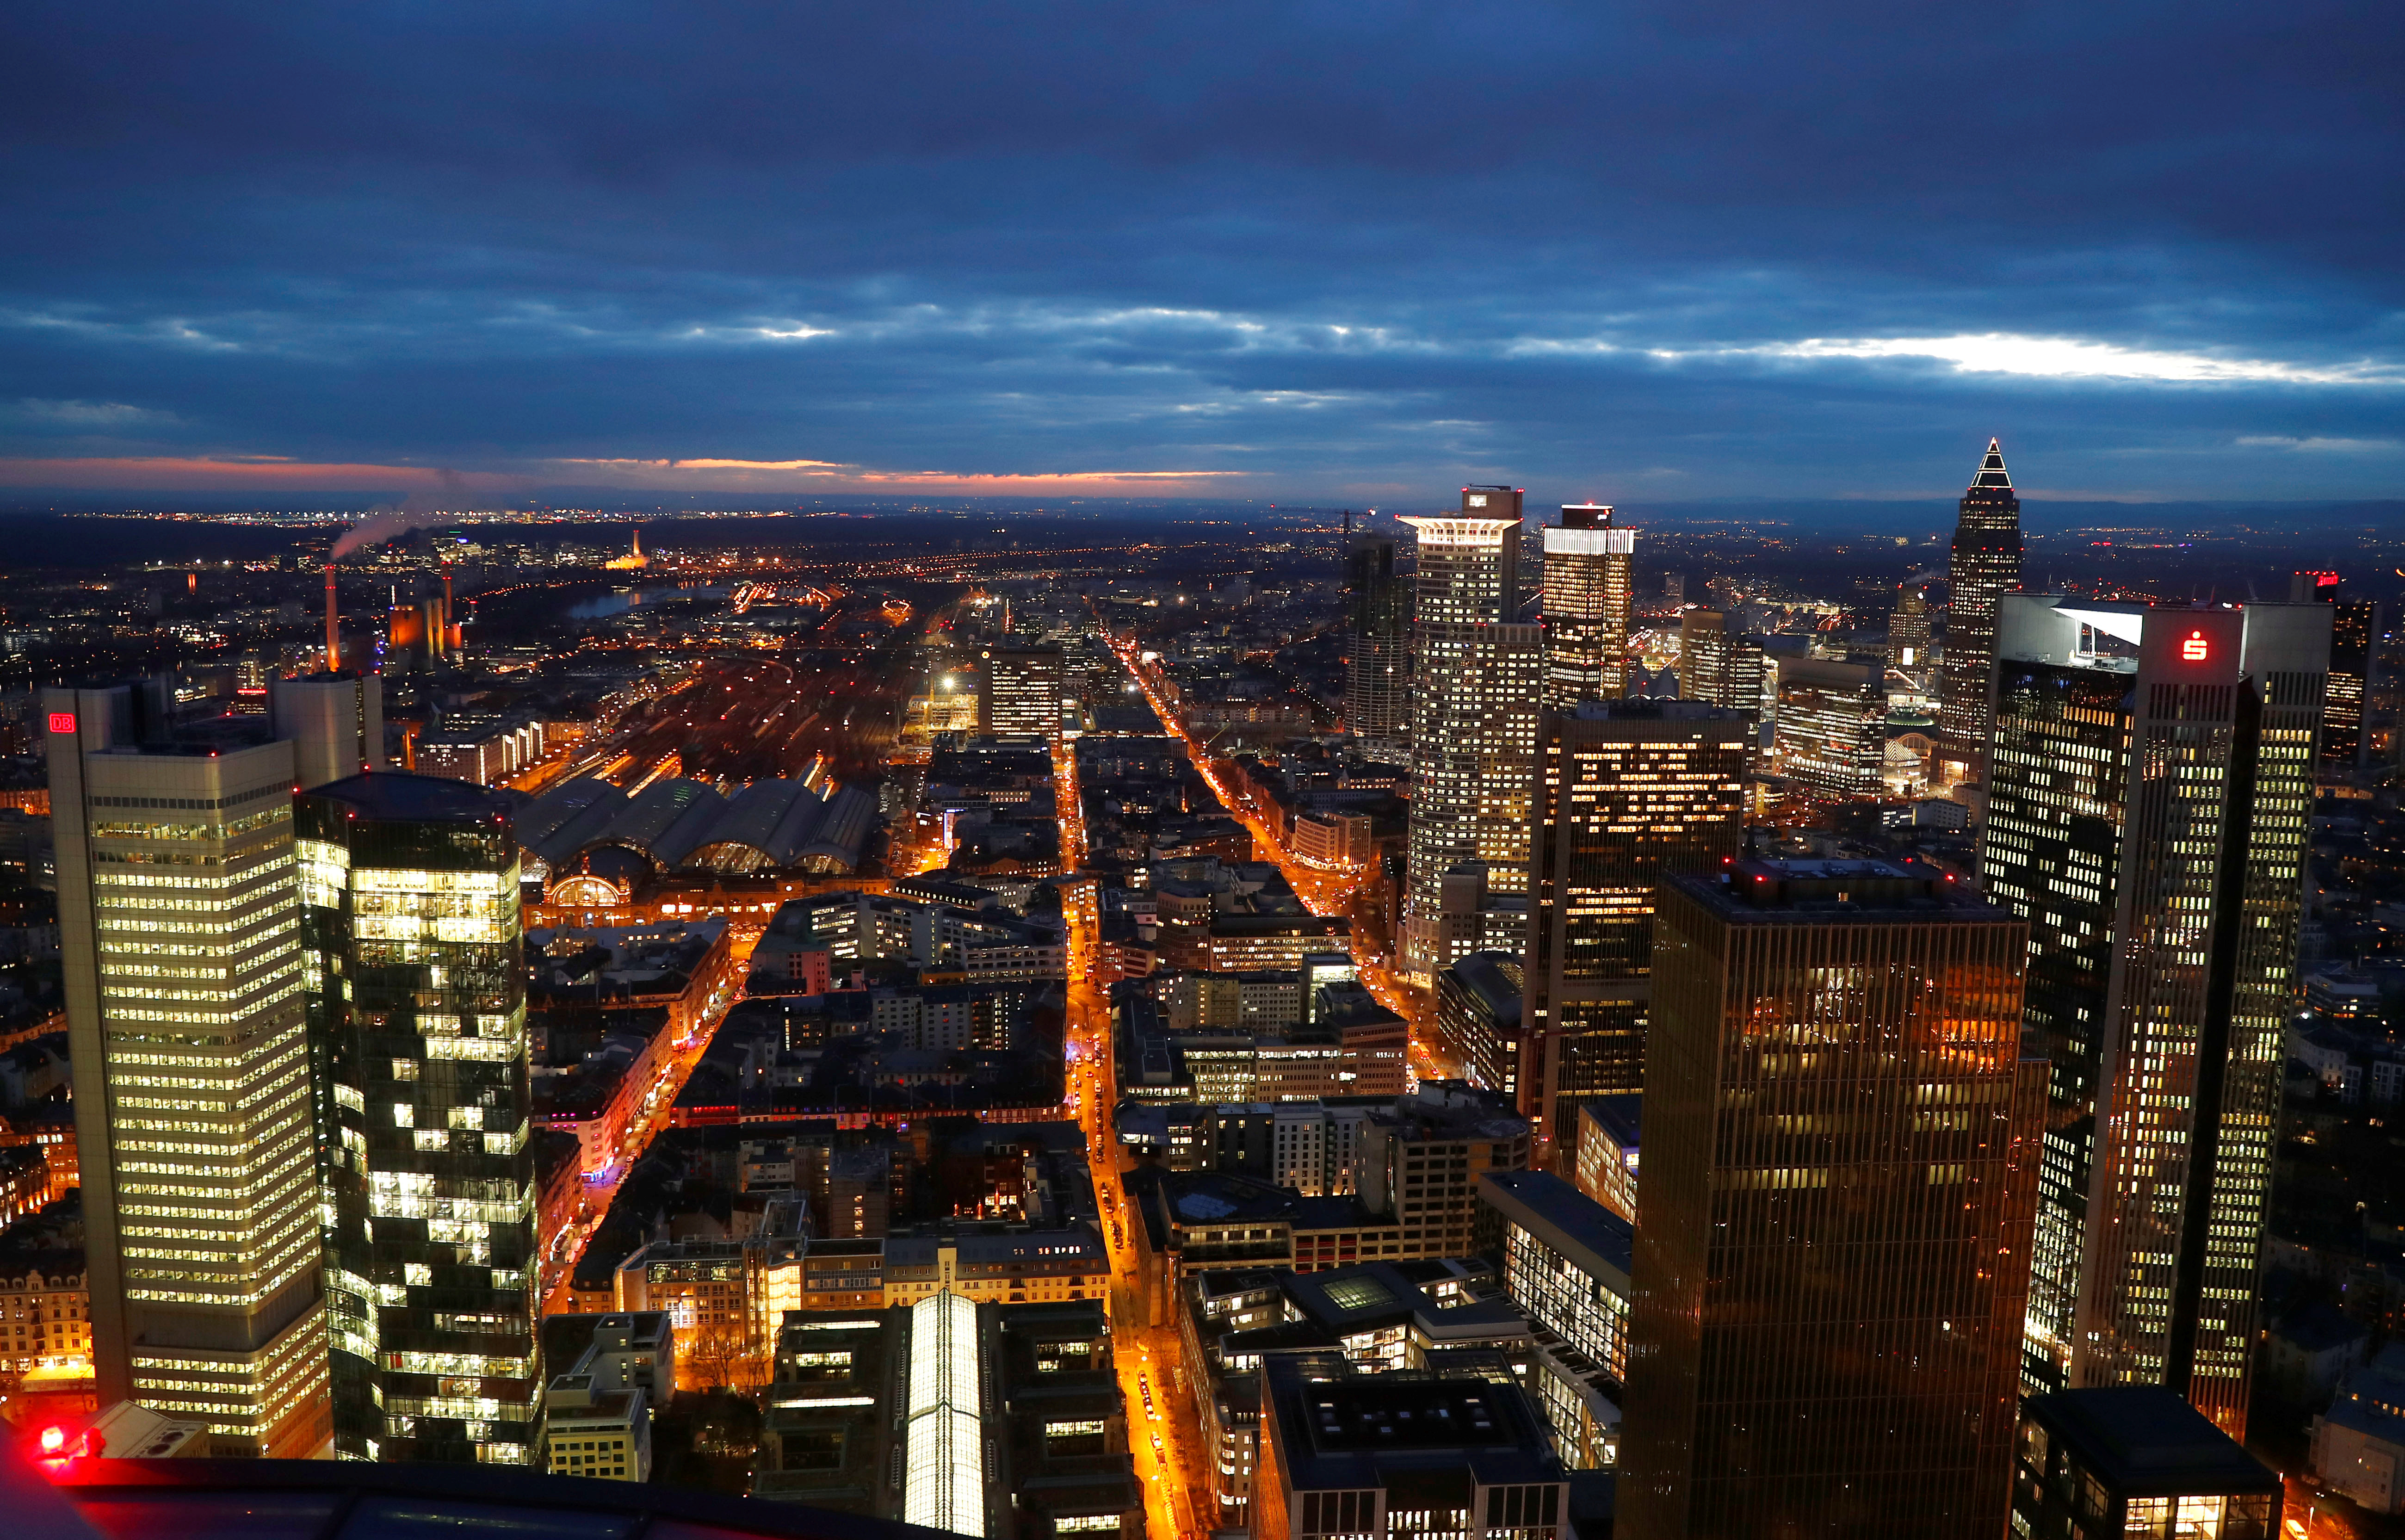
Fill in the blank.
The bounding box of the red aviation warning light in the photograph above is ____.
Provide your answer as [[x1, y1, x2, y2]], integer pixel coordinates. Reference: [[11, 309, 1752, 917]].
[[2182, 631, 2210, 662], [37, 1424, 65, 1455]]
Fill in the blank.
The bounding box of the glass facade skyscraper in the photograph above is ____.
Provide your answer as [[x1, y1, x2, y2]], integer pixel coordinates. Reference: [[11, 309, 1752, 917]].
[[2323, 597, 2376, 773], [1521, 699, 1747, 1158], [298, 772, 538, 1464], [1981, 594, 2329, 1434], [1771, 657, 1886, 803], [1342, 533, 1413, 760], [1938, 438, 2024, 785], [1540, 503, 1634, 708], [1675, 608, 1764, 722], [1889, 583, 1933, 672], [1620, 858, 2043, 1539], [1400, 487, 1540, 979]]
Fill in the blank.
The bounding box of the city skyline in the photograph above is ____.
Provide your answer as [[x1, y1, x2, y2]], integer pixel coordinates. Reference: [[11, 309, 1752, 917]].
[[0, 468, 2386, 1539], [3, 6, 2395, 1528]]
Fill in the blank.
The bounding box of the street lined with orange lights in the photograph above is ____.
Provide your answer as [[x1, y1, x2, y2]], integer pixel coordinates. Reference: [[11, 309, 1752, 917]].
[[1105, 633, 1459, 1083], [1052, 737, 1212, 1540]]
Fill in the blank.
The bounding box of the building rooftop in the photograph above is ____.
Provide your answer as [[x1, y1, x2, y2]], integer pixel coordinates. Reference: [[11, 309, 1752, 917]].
[[1565, 697, 1743, 724], [1671, 854, 2006, 920], [1261, 1353, 1568, 1497], [1583, 1094, 1640, 1150], [31, 1455, 929, 1540], [2023, 1387, 2281, 1497], [306, 771, 511, 823], [1477, 1169, 1634, 1286], [1439, 952, 1522, 1026]]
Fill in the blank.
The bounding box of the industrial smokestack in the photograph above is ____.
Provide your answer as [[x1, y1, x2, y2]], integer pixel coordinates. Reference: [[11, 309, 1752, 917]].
[[324, 563, 340, 673], [441, 561, 454, 661]]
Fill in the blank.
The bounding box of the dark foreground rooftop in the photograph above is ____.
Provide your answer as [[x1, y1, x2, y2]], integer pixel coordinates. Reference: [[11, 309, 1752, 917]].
[[11, 1451, 949, 1540]]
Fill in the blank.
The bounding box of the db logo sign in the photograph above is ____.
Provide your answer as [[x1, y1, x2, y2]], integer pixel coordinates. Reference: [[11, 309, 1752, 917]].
[[47, 712, 76, 734], [2180, 632, 2209, 662]]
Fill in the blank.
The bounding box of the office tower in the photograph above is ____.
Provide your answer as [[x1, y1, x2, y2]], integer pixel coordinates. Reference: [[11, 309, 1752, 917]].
[[2320, 589, 2377, 776], [1400, 487, 1540, 978], [1982, 595, 2329, 1433], [1937, 437, 2023, 784], [2011, 1388, 2281, 1539], [1356, 1089, 1533, 1257], [1619, 857, 2043, 1540], [1674, 608, 1764, 721], [299, 773, 538, 1464], [1570, 1095, 1640, 1225], [43, 682, 329, 1456], [1434, 949, 1524, 1101], [1343, 534, 1413, 760], [1888, 583, 1933, 672], [1478, 1169, 1635, 1383], [979, 642, 1065, 738], [1522, 699, 1747, 1157], [269, 670, 386, 790], [1427, 860, 1527, 965], [1772, 657, 1886, 802], [1541, 503, 1634, 707]]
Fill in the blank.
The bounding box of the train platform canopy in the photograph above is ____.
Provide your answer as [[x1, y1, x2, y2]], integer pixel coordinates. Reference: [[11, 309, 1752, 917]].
[[519, 774, 877, 876]]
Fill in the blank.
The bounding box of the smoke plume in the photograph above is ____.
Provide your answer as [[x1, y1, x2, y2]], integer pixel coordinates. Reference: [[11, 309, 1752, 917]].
[[330, 469, 469, 560]]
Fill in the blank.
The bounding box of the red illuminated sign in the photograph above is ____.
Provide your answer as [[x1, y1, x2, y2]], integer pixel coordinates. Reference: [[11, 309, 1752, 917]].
[[2181, 631, 2209, 662], [47, 711, 75, 734]]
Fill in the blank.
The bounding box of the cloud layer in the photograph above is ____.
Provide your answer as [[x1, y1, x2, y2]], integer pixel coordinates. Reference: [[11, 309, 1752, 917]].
[[1, 0, 2400, 505]]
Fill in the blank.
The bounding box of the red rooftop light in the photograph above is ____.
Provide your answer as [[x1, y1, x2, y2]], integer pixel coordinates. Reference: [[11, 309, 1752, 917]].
[[37, 1424, 65, 1455]]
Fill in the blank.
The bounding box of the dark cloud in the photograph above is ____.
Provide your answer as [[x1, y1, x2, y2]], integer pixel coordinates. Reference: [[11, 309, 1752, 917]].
[[0, 0, 2398, 501]]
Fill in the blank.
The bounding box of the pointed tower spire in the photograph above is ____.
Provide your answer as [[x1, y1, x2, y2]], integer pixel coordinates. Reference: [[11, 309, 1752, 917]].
[[1972, 437, 2012, 490], [1939, 434, 2024, 787]]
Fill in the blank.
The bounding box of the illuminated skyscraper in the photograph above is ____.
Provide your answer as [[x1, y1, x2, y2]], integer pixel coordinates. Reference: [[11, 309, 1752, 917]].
[[1620, 857, 2043, 1540], [1771, 657, 1886, 802], [980, 643, 1065, 739], [44, 681, 329, 1456], [299, 773, 538, 1464], [1401, 488, 1540, 979], [1674, 608, 1763, 722], [1521, 699, 1746, 1158], [1981, 594, 2329, 1434], [1541, 503, 1634, 707], [1888, 583, 1933, 673], [1937, 438, 2023, 784], [1342, 533, 1413, 760], [2325, 600, 2376, 775]]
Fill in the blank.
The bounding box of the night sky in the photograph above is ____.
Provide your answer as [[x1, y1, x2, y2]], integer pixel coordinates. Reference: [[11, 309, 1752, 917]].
[[3, 2, 2400, 507]]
